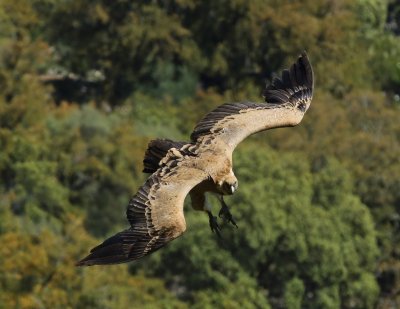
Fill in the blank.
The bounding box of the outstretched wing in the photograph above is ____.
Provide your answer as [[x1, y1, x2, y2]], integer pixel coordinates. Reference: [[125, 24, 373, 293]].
[[190, 52, 314, 152], [77, 154, 208, 266], [126, 162, 208, 257]]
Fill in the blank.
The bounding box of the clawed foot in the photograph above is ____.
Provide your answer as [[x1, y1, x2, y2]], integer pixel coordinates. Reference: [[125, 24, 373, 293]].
[[207, 211, 222, 238], [218, 196, 238, 228]]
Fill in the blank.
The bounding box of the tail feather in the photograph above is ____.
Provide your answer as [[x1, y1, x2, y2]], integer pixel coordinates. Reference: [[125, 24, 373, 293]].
[[143, 139, 187, 173]]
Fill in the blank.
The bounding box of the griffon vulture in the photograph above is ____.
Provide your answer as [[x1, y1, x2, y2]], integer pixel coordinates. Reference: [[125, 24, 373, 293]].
[[77, 52, 314, 266]]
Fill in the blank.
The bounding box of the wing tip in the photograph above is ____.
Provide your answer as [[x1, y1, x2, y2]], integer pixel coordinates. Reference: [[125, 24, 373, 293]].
[[75, 231, 132, 267], [75, 253, 102, 267], [300, 50, 308, 59], [263, 51, 314, 104], [75, 259, 91, 267], [299, 50, 313, 87], [190, 52, 314, 142], [75, 255, 129, 267]]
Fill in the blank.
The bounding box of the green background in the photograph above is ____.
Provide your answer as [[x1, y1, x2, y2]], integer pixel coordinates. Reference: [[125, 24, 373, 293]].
[[0, 0, 399, 308]]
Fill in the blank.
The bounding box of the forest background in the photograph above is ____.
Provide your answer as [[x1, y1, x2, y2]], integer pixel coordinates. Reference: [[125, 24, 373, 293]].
[[0, 0, 399, 308]]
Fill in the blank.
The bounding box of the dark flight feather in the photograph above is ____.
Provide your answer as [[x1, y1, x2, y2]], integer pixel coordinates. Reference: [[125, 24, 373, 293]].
[[143, 139, 187, 173], [263, 51, 314, 104], [190, 52, 313, 142], [76, 171, 178, 266]]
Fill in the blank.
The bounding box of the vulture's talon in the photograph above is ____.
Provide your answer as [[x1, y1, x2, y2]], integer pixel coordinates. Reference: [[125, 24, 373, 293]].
[[218, 197, 238, 228], [208, 212, 222, 237], [219, 207, 238, 228]]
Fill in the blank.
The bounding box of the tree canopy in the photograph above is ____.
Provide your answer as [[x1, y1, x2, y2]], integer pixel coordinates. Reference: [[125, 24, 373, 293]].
[[0, 0, 399, 308]]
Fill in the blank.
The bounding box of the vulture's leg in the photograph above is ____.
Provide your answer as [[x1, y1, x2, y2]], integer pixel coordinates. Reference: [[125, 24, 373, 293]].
[[207, 210, 222, 238], [190, 188, 221, 237], [218, 195, 238, 228], [204, 195, 222, 237]]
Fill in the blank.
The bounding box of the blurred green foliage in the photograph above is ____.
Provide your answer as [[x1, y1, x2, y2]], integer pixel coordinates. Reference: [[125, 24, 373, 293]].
[[0, 0, 399, 308]]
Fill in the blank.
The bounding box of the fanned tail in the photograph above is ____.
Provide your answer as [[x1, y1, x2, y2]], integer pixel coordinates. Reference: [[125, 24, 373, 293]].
[[143, 139, 187, 173]]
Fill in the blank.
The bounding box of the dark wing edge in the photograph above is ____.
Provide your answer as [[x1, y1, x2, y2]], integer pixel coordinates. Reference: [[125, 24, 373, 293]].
[[263, 51, 314, 105], [190, 102, 262, 141], [76, 175, 174, 266], [190, 52, 314, 142], [77, 156, 206, 266], [75, 228, 168, 266]]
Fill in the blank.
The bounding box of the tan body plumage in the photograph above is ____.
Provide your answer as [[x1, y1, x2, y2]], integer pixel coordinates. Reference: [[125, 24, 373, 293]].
[[77, 52, 314, 266]]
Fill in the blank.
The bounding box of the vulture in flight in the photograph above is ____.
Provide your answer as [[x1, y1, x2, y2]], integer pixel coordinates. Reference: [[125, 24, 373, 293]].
[[77, 52, 314, 266]]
